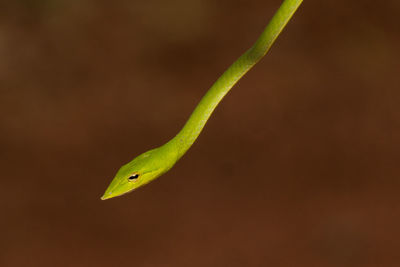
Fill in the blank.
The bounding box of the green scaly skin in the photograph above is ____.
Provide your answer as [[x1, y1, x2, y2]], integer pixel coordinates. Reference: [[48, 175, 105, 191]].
[[101, 0, 303, 200]]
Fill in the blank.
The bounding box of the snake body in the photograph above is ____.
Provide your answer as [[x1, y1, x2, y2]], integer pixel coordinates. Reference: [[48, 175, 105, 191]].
[[102, 0, 303, 200]]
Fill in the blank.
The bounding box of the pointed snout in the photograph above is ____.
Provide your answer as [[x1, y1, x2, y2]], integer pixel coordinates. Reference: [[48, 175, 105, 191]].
[[101, 183, 118, 200], [100, 192, 112, 200], [101, 179, 134, 200]]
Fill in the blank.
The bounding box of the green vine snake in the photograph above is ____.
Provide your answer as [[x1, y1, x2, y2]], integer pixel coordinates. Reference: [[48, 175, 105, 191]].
[[101, 0, 303, 200]]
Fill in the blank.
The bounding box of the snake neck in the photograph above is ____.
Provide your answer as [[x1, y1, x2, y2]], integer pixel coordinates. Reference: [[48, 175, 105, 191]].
[[164, 50, 257, 161]]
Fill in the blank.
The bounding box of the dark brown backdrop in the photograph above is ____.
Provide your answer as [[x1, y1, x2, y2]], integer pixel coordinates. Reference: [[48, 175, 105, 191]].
[[1, 0, 399, 266]]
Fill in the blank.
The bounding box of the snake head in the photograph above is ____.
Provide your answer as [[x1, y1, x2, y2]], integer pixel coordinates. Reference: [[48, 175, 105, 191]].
[[101, 147, 175, 200]]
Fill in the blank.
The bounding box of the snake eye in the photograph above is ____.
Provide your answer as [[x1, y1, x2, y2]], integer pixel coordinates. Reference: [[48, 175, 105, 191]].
[[128, 174, 139, 181]]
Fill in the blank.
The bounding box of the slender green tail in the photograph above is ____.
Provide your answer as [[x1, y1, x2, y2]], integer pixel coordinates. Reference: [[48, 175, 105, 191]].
[[101, 0, 303, 200], [166, 0, 303, 159]]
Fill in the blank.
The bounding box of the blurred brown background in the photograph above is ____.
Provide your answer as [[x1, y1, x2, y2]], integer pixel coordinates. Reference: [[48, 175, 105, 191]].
[[1, 0, 399, 266]]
